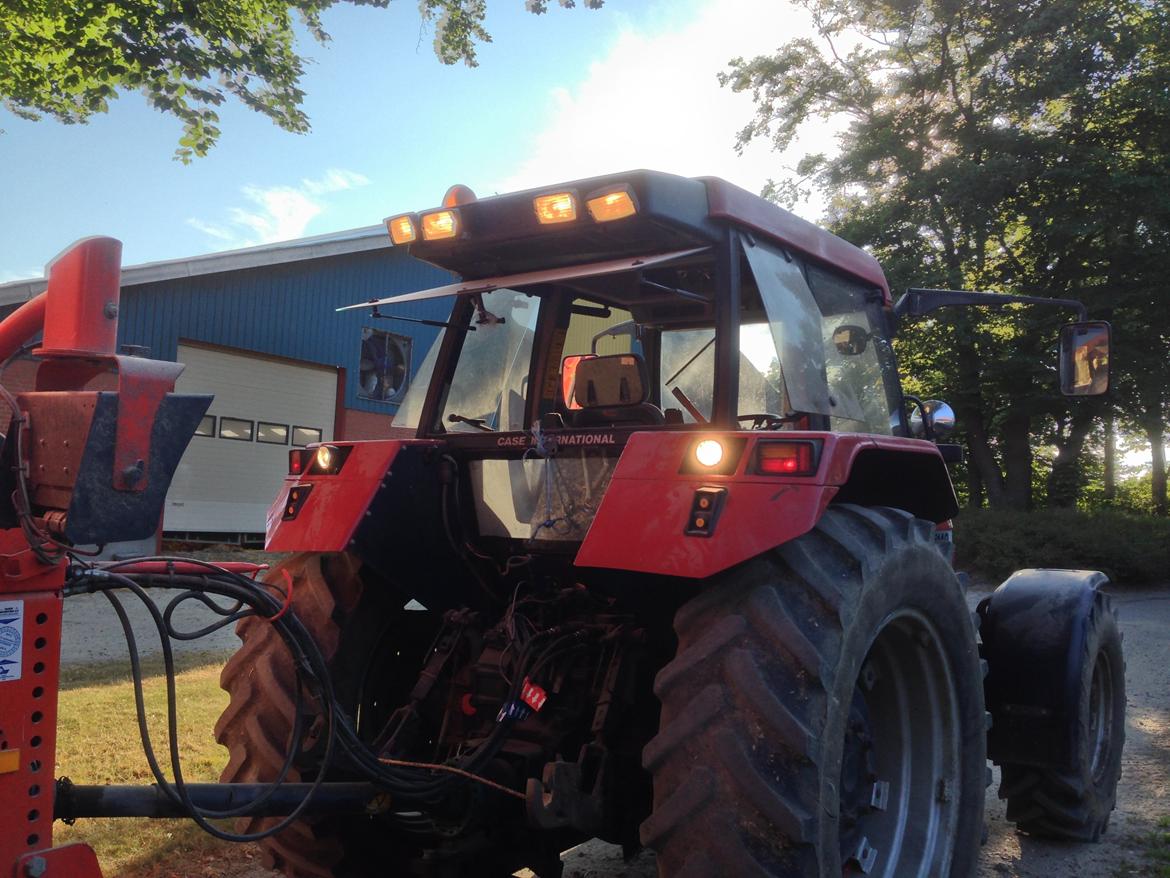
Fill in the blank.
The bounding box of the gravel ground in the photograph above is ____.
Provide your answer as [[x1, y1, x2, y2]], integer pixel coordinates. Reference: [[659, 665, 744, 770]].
[[60, 567, 1170, 877]]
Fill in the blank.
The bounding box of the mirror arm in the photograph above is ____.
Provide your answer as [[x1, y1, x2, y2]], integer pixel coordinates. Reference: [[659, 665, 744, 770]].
[[895, 288, 1088, 324]]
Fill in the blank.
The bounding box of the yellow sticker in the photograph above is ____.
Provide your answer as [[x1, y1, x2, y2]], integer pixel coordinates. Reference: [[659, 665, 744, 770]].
[[0, 748, 20, 775]]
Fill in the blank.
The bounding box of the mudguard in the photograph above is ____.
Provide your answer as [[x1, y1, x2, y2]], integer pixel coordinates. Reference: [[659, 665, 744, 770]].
[[978, 568, 1110, 770]]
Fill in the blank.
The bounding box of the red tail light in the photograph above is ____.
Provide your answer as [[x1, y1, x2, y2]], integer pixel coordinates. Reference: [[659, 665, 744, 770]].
[[289, 449, 306, 475], [755, 441, 819, 476]]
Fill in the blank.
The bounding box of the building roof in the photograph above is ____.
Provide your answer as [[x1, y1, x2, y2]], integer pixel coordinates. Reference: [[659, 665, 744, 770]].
[[0, 224, 389, 306]]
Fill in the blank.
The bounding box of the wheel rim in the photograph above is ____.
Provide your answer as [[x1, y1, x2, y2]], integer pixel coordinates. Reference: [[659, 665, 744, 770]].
[[1088, 650, 1114, 783], [839, 610, 962, 878]]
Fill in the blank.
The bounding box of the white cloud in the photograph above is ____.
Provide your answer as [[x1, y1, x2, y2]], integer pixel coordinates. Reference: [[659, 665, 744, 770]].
[[301, 168, 371, 196], [493, 0, 844, 220], [188, 166, 372, 249], [229, 185, 323, 244]]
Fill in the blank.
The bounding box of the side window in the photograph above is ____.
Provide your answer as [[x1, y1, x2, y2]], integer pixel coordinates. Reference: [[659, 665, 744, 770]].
[[292, 426, 322, 446], [219, 418, 254, 441], [660, 328, 715, 423], [805, 266, 897, 435], [559, 301, 634, 409]]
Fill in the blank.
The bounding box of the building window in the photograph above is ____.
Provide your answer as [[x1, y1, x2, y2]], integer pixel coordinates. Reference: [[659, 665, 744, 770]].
[[358, 328, 411, 403], [219, 418, 254, 441], [292, 426, 322, 447], [258, 422, 289, 445], [195, 415, 216, 437]]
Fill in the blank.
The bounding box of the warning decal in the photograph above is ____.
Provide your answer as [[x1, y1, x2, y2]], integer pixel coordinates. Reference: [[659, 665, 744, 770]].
[[0, 600, 24, 683]]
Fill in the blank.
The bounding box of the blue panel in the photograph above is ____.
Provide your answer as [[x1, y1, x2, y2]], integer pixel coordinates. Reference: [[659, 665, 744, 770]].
[[115, 246, 455, 416]]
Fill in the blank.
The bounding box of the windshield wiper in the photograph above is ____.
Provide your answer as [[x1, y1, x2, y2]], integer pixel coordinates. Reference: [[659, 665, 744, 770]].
[[447, 413, 494, 432]]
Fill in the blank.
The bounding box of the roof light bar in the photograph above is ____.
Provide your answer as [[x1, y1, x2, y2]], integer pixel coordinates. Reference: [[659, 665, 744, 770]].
[[534, 192, 578, 225], [586, 185, 638, 222], [385, 214, 418, 245], [420, 209, 461, 241]]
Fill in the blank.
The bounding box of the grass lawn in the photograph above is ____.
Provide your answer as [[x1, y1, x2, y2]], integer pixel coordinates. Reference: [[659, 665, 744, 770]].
[[53, 652, 270, 878]]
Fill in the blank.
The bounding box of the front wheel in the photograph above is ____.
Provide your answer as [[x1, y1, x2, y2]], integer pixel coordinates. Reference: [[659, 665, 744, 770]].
[[998, 591, 1125, 841], [640, 505, 987, 877]]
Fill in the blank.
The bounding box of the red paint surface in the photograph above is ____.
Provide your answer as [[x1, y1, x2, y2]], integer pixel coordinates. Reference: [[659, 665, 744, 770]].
[[17, 843, 104, 878], [0, 296, 47, 367], [574, 431, 943, 578], [0, 531, 68, 875], [265, 440, 405, 551], [40, 237, 122, 356]]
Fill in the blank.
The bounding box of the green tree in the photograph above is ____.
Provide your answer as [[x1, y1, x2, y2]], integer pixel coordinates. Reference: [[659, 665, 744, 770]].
[[722, 0, 1169, 512], [0, 0, 603, 160]]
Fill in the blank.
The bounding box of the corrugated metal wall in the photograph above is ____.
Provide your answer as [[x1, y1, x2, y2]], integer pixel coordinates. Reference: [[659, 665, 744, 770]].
[[115, 247, 453, 415]]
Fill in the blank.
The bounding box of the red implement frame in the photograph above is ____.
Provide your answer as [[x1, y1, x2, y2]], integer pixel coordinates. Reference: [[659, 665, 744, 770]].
[[0, 237, 188, 878]]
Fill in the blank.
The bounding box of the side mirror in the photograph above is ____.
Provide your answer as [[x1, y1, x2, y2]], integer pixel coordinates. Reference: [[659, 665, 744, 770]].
[[1060, 321, 1111, 396], [909, 399, 956, 439], [831, 324, 870, 355]]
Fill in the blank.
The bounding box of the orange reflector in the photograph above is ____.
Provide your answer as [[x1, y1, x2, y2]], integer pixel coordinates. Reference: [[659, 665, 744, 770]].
[[586, 188, 638, 222], [534, 192, 578, 225], [756, 441, 817, 475], [386, 215, 417, 245], [421, 209, 460, 241], [0, 749, 19, 775]]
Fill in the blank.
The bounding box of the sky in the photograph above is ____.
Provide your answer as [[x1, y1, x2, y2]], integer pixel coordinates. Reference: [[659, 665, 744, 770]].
[[0, 0, 840, 283]]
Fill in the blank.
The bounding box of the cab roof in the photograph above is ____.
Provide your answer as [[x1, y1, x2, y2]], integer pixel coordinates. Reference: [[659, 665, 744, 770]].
[[402, 169, 890, 302]]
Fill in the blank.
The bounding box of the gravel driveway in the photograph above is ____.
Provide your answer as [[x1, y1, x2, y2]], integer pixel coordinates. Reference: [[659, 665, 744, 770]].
[[61, 576, 1170, 877]]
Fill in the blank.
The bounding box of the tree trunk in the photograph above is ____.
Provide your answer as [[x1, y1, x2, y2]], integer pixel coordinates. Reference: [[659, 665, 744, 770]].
[[966, 448, 985, 509], [1047, 408, 1098, 508], [953, 312, 1006, 507], [1148, 418, 1167, 517], [1103, 412, 1116, 502], [1000, 410, 1033, 510]]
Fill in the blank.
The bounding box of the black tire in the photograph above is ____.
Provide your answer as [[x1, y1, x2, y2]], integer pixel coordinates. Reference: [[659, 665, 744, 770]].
[[998, 591, 1125, 842], [640, 505, 987, 877], [215, 552, 432, 878]]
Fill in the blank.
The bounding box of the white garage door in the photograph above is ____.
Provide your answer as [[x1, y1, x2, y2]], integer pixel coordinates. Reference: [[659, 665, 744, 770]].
[[164, 343, 337, 534]]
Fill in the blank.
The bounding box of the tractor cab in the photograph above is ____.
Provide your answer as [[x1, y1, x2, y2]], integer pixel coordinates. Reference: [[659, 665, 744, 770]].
[[326, 172, 906, 556]]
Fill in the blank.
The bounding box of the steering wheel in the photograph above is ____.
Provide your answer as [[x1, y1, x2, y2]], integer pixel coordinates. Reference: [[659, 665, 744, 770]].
[[736, 412, 804, 430]]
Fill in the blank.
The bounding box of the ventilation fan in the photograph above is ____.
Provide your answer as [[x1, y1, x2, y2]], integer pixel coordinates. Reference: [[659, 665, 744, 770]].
[[360, 331, 408, 401]]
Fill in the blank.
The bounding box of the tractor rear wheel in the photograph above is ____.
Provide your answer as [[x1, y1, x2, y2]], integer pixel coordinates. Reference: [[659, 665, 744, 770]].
[[640, 505, 987, 877], [215, 552, 423, 878]]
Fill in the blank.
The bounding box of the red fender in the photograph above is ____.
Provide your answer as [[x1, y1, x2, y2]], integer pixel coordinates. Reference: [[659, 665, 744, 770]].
[[573, 431, 950, 579]]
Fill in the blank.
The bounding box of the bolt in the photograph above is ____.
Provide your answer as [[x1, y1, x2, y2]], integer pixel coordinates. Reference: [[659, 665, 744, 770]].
[[850, 837, 877, 874], [24, 856, 47, 878], [121, 460, 145, 486], [104, 301, 118, 319], [860, 662, 878, 691], [937, 778, 954, 804]]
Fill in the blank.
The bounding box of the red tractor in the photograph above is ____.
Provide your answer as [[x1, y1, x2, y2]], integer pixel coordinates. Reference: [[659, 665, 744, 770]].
[[0, 172, 1124, 878]]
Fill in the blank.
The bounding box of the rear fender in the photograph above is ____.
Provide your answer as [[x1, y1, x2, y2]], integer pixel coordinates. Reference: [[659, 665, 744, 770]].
[[573, 431, 952, 578], [978, 568, 1110, 769], [266, 440, 412, 551]]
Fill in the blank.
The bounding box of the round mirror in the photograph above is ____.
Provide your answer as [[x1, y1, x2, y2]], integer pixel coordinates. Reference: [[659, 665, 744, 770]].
[[908, 399, 955, 439]]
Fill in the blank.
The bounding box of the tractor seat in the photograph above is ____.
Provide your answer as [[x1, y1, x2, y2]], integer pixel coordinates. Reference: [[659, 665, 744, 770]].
[[570, 354, 664, 427]]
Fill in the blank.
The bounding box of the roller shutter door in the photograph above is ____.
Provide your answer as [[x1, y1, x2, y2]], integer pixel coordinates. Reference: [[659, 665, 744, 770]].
[[164, 343, 337, 534]]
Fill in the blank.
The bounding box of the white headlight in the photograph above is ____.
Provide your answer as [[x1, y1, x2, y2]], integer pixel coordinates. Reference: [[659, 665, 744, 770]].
[[695, 439, 724, 468]]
